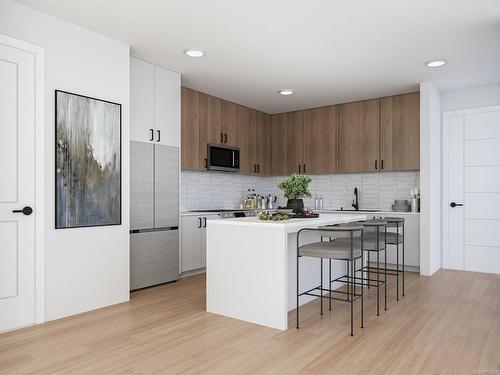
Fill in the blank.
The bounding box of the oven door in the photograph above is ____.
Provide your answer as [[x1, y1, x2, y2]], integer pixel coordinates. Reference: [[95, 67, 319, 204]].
[[207, 144, 240, 172]]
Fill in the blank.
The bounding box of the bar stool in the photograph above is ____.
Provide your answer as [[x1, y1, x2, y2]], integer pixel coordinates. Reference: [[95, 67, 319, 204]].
[[383, 217, 405, 300], [360, 219, 388, 316], [296, 224, 364, 336]]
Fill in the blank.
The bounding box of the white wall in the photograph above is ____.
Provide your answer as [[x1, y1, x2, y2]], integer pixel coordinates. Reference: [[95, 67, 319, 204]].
[[0, 0, 130, 320], [419, 82, 442, 276]]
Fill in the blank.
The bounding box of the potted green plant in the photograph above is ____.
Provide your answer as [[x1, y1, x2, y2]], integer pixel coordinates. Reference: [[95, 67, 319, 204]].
[[278, 174, 312, 213]]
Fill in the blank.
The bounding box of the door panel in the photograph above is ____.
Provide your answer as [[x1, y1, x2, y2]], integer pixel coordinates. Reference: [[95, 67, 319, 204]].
[[286, 111, 304, 174], [181, 215, 202, 272], [465, 111, 500, 139], [130, 230, 179, 290], [130, 57, 155, 142], [221, 101, 238, 146], [0, 43, 37, 331], [379, 93, 420, 171], [237, 106, 253, 174], [181, 87, 202, 170], [255, 111, 271, 175], [130, 141, 154, 230], [155, 145, 179, 228], [270, 114, 288, 176], [154, 65, 180, 146], [0, 221, 17, 299], [465, 193, 500, 220], [339, 99, 380, 173], [302, 105, 338, 174], [464, 246, 500, 274], [465, 138, 500, 166], [465, 166, 500, 192], [465, 220, 500, 247]]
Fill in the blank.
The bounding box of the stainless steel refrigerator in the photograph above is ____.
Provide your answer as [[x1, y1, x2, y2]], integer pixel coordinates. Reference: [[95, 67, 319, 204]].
[[130, 141, 179, 290]]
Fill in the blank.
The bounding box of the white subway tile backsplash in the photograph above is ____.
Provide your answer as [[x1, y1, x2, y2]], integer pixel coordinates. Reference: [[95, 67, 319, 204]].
[[181, 170, 419, 212]]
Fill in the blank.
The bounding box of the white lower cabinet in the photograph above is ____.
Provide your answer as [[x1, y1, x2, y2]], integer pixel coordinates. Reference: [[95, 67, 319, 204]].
[[181, 214, 219, 272]]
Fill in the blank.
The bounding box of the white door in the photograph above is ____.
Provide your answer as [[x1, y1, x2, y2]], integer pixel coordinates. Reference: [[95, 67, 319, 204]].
[[0, 42, 37, 331], [130, 57, 155, 142], [154, 65, 180, 146], [443, 108, 500, 274]]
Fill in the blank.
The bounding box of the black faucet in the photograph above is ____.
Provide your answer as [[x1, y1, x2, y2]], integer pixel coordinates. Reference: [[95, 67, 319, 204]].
[[352, 187, 359, 211]]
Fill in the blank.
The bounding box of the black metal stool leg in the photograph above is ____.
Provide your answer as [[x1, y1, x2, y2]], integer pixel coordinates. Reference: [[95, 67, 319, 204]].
[[377, 232, 380, 316], [320, 258, 323, 315], [396, 224, 400, 302], [367, 251, 371, 289], [402, 224, 405, 297], [296, 252, 300, 329], [361, 249, 364, 328], [350, 260, 354, 336], [329, 259, 332, 311]]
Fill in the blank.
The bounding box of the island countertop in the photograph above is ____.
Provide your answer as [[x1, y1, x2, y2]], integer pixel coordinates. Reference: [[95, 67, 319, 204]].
[[209, 213, 367, 233]]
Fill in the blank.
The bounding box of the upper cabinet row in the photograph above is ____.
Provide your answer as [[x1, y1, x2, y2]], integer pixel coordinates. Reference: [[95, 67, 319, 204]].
[[131, 57, 181, 146], [181, 88, 419, 175], [182, 87, 270, 174]]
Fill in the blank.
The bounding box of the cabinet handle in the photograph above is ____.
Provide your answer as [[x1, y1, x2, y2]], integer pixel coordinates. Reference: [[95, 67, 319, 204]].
[[381, 159, 384, 170], [253, 164, 257, 173], [257, 164, 260, 173], [224, 133, 228, 143], [198, 217, 202, 228], [375, 160, 378, 170], [299, 164, 301, 173], [150, 128, 154, 141], [203, 217, 207, 227], [303, 164, 306, 173], [204, 158, 208, 169], [220, 132, 223, 143], [157, 130, 161, 142]]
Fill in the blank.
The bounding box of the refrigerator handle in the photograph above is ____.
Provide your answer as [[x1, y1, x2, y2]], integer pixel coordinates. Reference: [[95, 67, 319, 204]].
[[198, 217, 202, 228]]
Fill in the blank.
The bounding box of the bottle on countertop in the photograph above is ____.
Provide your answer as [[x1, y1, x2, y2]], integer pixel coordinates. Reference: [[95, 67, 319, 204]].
[[319, 196, 323, 210]]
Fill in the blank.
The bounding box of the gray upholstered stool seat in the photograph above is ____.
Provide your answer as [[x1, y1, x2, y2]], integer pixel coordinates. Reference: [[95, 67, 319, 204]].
[[299, 239, 362, 260]]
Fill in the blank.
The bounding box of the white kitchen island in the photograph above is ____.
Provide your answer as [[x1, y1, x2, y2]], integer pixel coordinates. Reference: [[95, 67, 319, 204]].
[[206, 213, 366, 330]]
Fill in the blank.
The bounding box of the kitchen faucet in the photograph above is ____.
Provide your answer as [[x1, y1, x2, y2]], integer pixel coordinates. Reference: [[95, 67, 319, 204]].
[[352, 187, 359, 211]]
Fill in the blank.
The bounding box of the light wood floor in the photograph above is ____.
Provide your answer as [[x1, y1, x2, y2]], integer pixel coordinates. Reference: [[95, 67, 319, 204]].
[[1, 269, 499, 374]]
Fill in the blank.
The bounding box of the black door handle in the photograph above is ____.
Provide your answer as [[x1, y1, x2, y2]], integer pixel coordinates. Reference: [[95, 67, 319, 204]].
[[303, 164, 306, 173], [257, 164, 260, 173], [198, 217, 202, 228], [375, 160, 378, 170], [150, 128, 154, 141], [298, 164, 301, 173], [157, 130, 161, 142], [450, 202, 463, 208], [224, 133, 228, 143], [203, 217, 207, 228], [381, 160, 384, 170], [12, 206, 33, 216], [220, 132, 223, 143]]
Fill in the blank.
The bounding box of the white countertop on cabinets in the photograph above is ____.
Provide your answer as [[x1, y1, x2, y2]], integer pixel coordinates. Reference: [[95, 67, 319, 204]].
[[317, 209, 420, 215]]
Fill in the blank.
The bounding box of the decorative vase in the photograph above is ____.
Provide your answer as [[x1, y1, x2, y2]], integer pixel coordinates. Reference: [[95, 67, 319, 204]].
[[287, 199, 304, 214]]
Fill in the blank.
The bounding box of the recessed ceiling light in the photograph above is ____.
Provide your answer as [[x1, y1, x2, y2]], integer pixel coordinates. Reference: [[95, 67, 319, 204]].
[[184, 49, 205, 58], [425, 59, 447, 68], [279, 89, 294, 96]]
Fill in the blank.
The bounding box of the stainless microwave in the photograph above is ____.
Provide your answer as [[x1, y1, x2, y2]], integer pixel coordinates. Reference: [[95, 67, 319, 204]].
[[206, 144, 240, 172]]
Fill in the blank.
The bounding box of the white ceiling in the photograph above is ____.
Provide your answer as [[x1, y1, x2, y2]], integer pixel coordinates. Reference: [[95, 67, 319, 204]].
[[16, 0, 500, 113]]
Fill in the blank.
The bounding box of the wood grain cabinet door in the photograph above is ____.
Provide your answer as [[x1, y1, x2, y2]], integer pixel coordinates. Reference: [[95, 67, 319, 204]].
[[339, 99, 380, 173], [270, 113, 288, 176], [303, 105, 338, 174], [379, 92, 420, 171], [204, 94, 223, 145], [221, 100, 239, 146], [255, 111, 271, 175], [286, 111, 304, 174], [181, 87, 203, 170], [237, 106, 254, 174]]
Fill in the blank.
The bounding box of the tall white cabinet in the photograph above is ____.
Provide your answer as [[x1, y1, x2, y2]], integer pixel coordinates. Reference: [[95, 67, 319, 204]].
[[131, 57, 180, 146], [130, 57, 181, 290]]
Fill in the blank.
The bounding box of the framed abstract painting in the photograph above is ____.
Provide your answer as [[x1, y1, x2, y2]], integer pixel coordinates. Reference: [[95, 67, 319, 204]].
[[55, 90, 121, 229]]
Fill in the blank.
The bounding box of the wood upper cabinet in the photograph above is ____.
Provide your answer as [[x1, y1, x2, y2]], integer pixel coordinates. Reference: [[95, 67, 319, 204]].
[[302, 105, 338, 174], [236, 106, 253, 174], [379, 92, 420, 171], [339, 99, 380, 173], [255, 111, 270, 175], [270, 114, 288, 176], [221, 100, 239, 146], [181, 87, 203, 170], [286, 111, 304, 174], [204, 94, 223, 145]]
